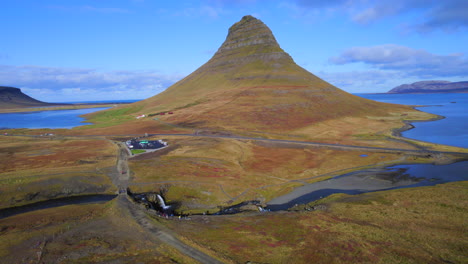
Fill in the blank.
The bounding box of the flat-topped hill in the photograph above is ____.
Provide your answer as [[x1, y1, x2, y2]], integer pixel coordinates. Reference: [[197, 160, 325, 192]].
[[0, 86, 56, 109], [388, 81, 468, 93]]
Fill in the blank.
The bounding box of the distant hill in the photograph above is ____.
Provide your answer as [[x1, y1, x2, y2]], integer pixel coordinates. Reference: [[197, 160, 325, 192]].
[[0, 86, 58, 109], [106, 15, 407, 133], [388, 81, 468, 93]]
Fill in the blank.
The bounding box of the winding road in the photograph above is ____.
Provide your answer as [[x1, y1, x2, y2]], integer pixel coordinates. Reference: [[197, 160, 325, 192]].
[[147, 133, 468, 156], [109, 131, 467, 264], [3, 131, 466, 263], [114, 142, 225, 264]]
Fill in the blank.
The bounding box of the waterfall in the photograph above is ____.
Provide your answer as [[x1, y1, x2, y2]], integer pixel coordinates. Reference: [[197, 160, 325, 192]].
[[157, 194, 171, 210]]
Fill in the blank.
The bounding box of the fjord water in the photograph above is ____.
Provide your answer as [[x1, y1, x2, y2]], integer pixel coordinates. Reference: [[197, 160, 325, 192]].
[[0, 107, 109, 129], [357, 93, 468, 148], [268, 93, 468, 210]]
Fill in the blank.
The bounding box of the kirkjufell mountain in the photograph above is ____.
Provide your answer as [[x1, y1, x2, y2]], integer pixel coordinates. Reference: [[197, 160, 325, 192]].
[[92, 15, 412, 134]]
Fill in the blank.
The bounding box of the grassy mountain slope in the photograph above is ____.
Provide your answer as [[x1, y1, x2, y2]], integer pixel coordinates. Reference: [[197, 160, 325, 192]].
[[86, 15, 428, 138]]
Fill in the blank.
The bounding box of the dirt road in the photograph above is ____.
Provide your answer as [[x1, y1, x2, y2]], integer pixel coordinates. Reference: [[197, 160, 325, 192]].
[[147, 133, 468, 157], [114, 141, 226, 264], [116, 142, 130, 192]]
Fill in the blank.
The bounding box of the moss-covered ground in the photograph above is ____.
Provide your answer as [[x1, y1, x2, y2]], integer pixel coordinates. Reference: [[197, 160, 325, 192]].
[[0, 103, 466, 263], [0, 135, 117, 208], [163, 181, 467, 264], [0, 199, 195, 263]]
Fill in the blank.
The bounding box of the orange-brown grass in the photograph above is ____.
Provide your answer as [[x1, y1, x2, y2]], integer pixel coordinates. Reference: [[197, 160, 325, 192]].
[[77, 86, 442, 152], [0, 137, 113, 173], [0, 103, 118, 113], [0, 136, 117, 208], [164, 181, 467, 264], [128, 136, 414, 212], [0, 200, 193, 263], [70, 118, 193, 136]]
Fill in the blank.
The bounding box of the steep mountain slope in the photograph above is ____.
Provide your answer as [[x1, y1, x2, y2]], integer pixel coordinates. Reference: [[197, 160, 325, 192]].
[[388, 80, 468, 93], [89, 15, 417, 136], [0, 86, 55, 109]]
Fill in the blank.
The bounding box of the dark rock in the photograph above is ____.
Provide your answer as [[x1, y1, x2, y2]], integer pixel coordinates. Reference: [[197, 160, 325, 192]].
[[0, 86, 60, 109]]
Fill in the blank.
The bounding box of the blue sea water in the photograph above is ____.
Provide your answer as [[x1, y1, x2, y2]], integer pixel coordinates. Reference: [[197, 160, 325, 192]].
[[61, 99, 140, 104], [0, 99, 141, 129], [1, 95, 467, 149], [0, 107, 110, 129], [356, 93, 468, 148]]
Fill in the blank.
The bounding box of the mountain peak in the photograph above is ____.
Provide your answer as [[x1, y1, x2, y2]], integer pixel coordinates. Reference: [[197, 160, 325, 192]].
[[211, 15, 289, 65], [121, 15, 402, 133], [215, 15, 280, 54]]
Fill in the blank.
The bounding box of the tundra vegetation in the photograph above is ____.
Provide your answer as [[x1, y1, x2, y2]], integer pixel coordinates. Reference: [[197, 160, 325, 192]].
[[1, 15, 466, 263]]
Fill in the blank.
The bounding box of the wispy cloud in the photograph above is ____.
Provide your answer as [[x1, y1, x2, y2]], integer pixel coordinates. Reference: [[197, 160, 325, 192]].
[[316, 70, 405, 92], [351, 0, 428, 25], [412, 0, 468, 33], [295, 0, 350, 9], [48, 5, 130, 14], [174, 5, 225, 18], [291, 0, 467, 33], [329, 44, 468, 78], [0, 65, 183, 101]]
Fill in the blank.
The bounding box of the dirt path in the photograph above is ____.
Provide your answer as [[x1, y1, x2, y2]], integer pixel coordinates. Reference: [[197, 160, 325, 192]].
[[146, 133, 468, 157], [113, 141, 226, 264], [117, 195, 225, 264], [116, 142, 130, 192], [7, 131, 467, 156]]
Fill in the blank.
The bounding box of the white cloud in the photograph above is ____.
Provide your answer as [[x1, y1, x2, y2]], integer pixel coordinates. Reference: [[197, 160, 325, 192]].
[[316, 70, 406, 93], [329, 44, 468, 78], [0, 65, 183, 102], [291, 0, 467, 33]]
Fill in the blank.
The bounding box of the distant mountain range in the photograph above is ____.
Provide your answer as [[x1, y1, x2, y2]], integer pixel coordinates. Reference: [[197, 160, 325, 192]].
[[388, 81, 468, 93], [0, 86, 59, 109]]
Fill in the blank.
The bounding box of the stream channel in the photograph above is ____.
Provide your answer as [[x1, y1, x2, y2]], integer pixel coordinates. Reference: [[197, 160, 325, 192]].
[[266, 161, 468, 211], [0, 195, 117, 219], [127, 161, 468, 215]]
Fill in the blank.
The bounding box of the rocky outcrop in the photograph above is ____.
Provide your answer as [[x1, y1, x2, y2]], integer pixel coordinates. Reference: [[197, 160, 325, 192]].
[[0, 86, 56, 109], [198, 15, 295, 76], [388, 81, 468, 93]]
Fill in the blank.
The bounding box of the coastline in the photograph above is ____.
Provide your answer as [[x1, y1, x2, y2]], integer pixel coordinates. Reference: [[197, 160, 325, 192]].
[[0, 102, 130, 114], [268, 106, 467, 210], [391, 106, 445, 138]]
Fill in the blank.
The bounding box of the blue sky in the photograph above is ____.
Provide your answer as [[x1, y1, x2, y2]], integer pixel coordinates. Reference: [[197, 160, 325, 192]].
[[1, 0, 467, 102]]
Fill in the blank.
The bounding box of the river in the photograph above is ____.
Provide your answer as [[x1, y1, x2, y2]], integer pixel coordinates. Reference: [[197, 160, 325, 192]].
[[267, 161, 468, 210]]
